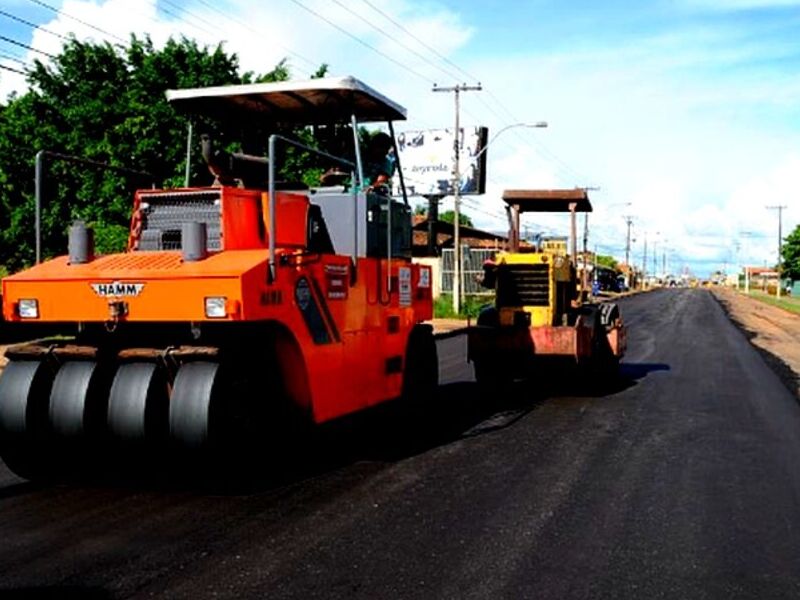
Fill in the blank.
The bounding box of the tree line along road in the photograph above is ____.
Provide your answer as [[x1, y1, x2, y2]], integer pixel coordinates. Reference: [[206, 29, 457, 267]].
[[0, 288, 799, 599]]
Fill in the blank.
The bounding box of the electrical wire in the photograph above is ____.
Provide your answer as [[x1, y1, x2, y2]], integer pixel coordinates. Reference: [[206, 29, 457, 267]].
[[0, 52, 29, 66], [328, 0, 462, 83], [161, 0, 221, 34], [192, 0, 319, 71], [24, 0, 127, 44], [286, 0, 434, 84], [0, 63, 26, 75], [0, 34, 55, 58], [341, 1, 590, 189], [357, 0, 480, 84], [155, 2, 221, 44], [13, 0, 593, 205], [463, 101, 586, 187], [461, 197, 508, 223], [335, 0, 582, 193], [482, 90, 591, 182], [0, 8, 70, 42]]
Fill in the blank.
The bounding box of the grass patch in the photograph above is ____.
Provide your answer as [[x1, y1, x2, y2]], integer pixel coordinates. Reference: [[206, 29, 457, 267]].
[[434, 294, 494, 319], [747, 290, 800, 315]]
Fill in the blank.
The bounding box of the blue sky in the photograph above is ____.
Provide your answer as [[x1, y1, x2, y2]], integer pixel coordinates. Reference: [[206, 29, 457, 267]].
[[1, 0, 799, 277]]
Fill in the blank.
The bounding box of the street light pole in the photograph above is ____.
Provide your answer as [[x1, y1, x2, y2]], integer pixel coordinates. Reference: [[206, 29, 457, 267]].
[[481, 122, 548, 154]]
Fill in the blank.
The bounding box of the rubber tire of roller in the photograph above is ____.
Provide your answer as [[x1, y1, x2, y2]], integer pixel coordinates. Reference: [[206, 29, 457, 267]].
[[169, 361, 222, 449], [108, 362, 168, 443]]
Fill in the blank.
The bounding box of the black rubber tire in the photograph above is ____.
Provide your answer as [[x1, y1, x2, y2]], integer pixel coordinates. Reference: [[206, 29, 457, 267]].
[[583, 307, 621, 388], [473, 357, 512, 392], [401, 325, 439, 405], [169, 361, 223, 449], [472, 358, 496, 387], [49, 361, 107, 440], [107, 362, 169, 443], [0, 360, 53, 479]]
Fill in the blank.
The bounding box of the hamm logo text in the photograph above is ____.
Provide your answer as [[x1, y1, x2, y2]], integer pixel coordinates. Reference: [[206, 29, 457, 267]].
[[91, 282, 145, 297]]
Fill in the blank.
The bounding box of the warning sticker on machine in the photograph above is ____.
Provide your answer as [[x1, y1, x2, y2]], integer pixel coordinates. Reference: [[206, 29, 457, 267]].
[[324, 264, 349, 300], [418, 267, 430, 288], [398, 267, 412, 306]]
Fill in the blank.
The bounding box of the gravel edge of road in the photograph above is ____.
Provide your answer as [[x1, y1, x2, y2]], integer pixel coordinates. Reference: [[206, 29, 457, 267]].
[[711, 290, 800, 403]]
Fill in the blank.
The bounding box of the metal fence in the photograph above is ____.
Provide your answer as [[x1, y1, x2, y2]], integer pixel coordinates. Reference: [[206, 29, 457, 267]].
[[441, 247, 497, 295]]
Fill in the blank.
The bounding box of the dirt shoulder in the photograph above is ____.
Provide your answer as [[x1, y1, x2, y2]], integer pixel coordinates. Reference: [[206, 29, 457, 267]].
[[713, 287, 800, 399]]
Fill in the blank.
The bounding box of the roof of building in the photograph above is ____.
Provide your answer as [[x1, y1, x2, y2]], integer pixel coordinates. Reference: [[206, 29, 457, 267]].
[[502, 189, 592, 213], [412, 217, 509, 242]]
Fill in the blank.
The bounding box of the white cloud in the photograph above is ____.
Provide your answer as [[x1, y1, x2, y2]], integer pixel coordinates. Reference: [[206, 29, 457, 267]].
[[0, 61, 26, 101]]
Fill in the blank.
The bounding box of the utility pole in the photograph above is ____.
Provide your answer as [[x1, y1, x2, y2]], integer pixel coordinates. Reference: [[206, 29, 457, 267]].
[[741, 231, 753, 294], [652, 238, 658, 279], [766, 205, 787, 298], [578, 187, 599, 298], [642, 233, 648, 289], [624, 214, 634, 288], [433, 82, 482, 314], [623, 215, 634, 267]]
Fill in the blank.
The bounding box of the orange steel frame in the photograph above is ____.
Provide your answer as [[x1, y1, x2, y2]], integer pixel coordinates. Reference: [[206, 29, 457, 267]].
[[2, 186, 433, 424]]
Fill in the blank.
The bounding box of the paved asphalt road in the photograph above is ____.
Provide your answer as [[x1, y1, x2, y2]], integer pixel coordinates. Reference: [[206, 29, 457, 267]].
[[1, 288, 800, 599]]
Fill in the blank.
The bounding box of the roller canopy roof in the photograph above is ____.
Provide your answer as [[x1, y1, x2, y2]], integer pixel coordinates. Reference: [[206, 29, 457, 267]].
[[166, 76, 407, 124], [502, 189, 593, 213]]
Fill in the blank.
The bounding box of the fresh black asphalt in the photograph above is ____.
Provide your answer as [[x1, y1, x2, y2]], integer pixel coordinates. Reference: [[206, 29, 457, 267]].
[[1, 288, 799, 599]]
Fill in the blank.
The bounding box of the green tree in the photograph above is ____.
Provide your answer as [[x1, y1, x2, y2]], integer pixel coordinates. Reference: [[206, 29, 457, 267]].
[[595, 254, 618, 270], [0, 36, 311, 271], [781, 224, 800, 280], [439, 210, 474, 227]]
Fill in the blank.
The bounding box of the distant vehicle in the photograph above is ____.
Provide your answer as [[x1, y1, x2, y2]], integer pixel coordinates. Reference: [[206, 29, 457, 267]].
[[593, 266, 622, 293]]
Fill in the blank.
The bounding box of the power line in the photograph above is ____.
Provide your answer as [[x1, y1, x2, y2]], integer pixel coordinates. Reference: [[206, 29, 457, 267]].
[[156, 2, 220, 42], [470, 88, 592, 186], [104, 1, 313, 80], [161, 0, 221, 34], [0, 63, 26, 75], [192, 0, 319, 71], [345, 1, 588, 189], [0, 8, 70, 41], [0, 34, 55, 58], [457, 99, 585, 188], [24, 0, 127, 44], [0, 52, 29, 66], [330, 0, 463, 83], [357, 0, 480, 84], [287, 0, 433, 84], [461, 198, 508, 223]]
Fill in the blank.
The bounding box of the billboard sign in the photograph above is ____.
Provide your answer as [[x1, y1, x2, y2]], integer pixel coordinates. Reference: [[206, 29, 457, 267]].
[[394, 127, 488, 196]]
